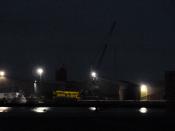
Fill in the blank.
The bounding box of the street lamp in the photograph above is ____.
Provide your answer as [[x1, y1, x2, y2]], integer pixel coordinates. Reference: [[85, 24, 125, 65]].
[[36, 68, 44, 81]]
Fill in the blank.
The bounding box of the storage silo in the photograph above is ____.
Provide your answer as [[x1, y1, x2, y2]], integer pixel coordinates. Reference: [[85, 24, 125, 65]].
[[118, 81, 140, 100]]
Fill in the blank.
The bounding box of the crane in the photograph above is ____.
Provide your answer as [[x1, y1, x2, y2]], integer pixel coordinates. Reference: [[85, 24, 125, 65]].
[[90, 21, 117, 79]]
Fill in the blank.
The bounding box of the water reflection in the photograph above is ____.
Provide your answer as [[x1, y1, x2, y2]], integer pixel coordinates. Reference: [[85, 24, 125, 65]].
[[0, 107, 11, 112], [139, 107, 148, 114], [89, 107, 97, 111], [32, 107, 50, 113]]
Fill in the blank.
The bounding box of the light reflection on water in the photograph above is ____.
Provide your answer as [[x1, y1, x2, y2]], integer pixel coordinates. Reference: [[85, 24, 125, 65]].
[[0, 107, 11, 112], [139, 107, 148, 114], [32, 107, 50, 113], [0, 106, 166, 115], [89, 107, 97, 111]]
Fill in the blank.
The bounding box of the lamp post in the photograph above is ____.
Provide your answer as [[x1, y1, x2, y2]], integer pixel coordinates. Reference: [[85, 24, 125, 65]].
[[34, 67, 44, 97]]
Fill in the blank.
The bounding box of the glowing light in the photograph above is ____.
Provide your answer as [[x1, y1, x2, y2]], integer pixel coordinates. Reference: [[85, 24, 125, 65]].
[[139, 107, 148, 114], [34, 80, 37, 88], [89, 107, 96, 111], [34, 80, 37, 93], [140, 84, 147, 92], [32, 107, 50, 113], [0, 107, 11, 112], [36, 68, 44, 76], [140, 84, 148, 100], [0, 71, 5, 77], [91, 71, 97, 79]]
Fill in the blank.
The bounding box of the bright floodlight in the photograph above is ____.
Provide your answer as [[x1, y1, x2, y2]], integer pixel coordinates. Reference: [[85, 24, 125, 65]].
[[139, 107, 148, 114], [36, 68, 44, 75], [140, 84, 147, 93], [140, 84, 148, 100], [36, 68, 44, 81], [91, 71, 97, 78], [0, 71, 5, 77]]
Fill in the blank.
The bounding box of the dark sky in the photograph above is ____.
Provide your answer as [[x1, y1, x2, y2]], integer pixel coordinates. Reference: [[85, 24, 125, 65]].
[[0, 0, 175, 82]]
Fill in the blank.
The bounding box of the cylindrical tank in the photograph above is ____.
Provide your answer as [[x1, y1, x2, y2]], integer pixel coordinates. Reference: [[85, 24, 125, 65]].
[[118, 81, 140, 100]]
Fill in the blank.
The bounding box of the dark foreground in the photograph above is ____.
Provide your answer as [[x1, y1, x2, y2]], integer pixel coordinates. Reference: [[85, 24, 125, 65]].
[[0, 101, 175, 131]]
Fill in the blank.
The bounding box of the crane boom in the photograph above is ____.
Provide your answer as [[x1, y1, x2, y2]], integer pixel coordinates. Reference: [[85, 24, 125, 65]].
[[95, 21, 116, 70]]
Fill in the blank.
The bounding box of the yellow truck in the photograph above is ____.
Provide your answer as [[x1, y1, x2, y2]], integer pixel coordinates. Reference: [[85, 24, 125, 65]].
[[53, 90, 80, 100]]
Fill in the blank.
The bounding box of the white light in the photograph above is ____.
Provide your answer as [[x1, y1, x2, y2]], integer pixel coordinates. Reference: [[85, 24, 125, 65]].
[[91, 71, 97, 78], [0, 107, 11, 112], [36, 68, 44, 75], [32, 107, 50, 113], [0, 71, 5, 77], [89, 107, 96, 111], [34, 80, 37, 88], [34, 80, 37, 93], [139, 107, 148, 114]]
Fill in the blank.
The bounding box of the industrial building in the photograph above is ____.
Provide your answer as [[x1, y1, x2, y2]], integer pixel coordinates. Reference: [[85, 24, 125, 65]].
[[0, 74, 166, 101]]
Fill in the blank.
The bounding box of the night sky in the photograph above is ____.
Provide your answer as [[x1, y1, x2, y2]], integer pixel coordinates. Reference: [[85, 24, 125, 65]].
[[0, 0, 175, 83]]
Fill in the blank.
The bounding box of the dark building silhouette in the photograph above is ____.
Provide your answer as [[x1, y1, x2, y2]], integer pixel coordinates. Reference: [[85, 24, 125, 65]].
[[0, 78, 34, 96], [81, 79, 119, 99], [55, 65, 67, 82], [80, 79, 140, 100], [118, 80, 140, 100], [165, 71, 175, 101]]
